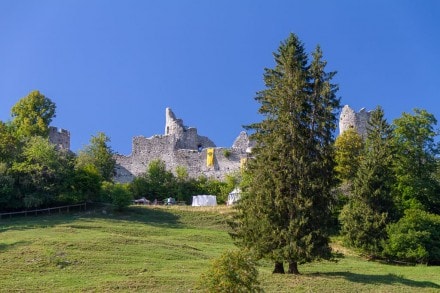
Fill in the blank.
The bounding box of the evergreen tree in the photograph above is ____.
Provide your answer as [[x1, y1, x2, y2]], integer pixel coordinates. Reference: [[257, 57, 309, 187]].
[[340, 106, 395, 256], [232, 34, 340, 274]]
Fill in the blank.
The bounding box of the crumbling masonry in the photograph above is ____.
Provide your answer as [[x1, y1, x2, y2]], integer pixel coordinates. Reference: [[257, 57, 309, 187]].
[[339, 105, 372, 138], [51, 105, 371, 183], [113, 108, 254, 183]]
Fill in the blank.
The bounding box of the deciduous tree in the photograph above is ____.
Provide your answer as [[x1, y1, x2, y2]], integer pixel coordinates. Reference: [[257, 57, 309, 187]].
[[76, 132, 116, 181], [334, 128, 364, 183], [392, 109, 440, 214], [11, 90, 56, 138]]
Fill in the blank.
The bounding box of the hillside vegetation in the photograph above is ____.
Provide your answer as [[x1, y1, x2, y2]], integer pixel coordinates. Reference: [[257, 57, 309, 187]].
[[1, 206, 439, 292]]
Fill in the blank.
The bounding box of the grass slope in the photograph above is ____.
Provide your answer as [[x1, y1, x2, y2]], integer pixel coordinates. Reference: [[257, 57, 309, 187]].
[[1, 205, 439, 292]]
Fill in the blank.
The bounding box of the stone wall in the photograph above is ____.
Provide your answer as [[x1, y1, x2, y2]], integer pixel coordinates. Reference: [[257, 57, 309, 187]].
[[49, 126, 70, 150], [114, 108, 252, 183], [339, 105, 372, 138]]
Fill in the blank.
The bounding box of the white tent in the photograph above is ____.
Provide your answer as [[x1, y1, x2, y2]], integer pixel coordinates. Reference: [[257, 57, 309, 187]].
[[227, 188, 241, 205], [191, 195, 217, 206]]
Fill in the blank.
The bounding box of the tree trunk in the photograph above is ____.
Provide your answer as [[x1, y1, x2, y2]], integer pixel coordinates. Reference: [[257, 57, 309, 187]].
[[288, 261, 300, 275], [272, 262, 285, 274]]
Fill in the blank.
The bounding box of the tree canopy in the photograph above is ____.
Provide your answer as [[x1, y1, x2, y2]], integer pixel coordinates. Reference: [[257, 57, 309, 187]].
[[11, 90, 56, 138], [76, 132, 116, 182]]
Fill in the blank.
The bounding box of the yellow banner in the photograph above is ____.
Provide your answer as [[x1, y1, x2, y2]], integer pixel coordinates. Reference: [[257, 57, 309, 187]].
[[207, 148, 214, 167], [240, 157, 247, 170]]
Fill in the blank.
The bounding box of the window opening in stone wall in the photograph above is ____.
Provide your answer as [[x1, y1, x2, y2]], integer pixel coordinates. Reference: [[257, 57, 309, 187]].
[[198, 144, 203, 152]]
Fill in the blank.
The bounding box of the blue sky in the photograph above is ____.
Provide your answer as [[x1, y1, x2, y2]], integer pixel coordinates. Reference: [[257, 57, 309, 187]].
[[1, 1, 439, 154]]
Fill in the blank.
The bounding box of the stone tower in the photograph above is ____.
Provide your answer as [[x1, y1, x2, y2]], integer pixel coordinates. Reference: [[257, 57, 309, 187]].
[[164, 107, 215, 150], [48, 126, 70, 150], [165, 107, 184, 136], [339, 105, 372, 138]]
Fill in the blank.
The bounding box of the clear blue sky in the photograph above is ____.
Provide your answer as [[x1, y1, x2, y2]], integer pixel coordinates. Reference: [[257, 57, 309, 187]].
[[1, 1, 439, 154]]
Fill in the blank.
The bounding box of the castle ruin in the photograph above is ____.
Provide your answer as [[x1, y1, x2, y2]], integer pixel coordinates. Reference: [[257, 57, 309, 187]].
[[49, 126, 70, 150], [49, 105, 371, 183], [113, 108, 254, 183], [339, 105, 372, 137]]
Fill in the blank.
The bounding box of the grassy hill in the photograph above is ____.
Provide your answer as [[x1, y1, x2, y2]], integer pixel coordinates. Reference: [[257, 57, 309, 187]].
[[1, 205, 439, 292]]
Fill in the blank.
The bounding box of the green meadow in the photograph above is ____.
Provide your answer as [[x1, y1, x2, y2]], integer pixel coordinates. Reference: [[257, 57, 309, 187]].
[[1, 206, 439, 292]]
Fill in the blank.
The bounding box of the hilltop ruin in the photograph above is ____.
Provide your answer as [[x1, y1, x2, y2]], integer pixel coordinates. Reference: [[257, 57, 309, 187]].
[[51, 105, 372, 183], [113, 108, 253, 183]]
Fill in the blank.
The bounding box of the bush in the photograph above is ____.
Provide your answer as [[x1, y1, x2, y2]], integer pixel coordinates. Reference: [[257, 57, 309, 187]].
[[102, 182, 133, 211], [223, 149, 231, 159], [339, 200, 388, 257], [383, 209, 440, 264], [199, 249, 262, 293]]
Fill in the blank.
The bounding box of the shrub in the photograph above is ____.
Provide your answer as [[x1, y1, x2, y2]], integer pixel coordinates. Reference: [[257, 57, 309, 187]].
[[223, 149, 231, 159], [102, 182, 133, 211], [339, 200, 388, 257], [199, 249, 263, 293], [383, 209, 440, 264]]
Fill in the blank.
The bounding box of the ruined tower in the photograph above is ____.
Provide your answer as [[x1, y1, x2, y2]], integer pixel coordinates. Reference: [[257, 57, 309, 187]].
[[48, 126, 70, 150], [164, 107, 215, 150], [339, 105, 372, 138]]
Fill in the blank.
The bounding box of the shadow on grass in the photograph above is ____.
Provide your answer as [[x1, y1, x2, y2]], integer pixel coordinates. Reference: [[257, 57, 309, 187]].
[[0, 241, 30, 252], [315, 272, 440, 289], [117, 206, 182, 228], [0, 205, 183, 233]]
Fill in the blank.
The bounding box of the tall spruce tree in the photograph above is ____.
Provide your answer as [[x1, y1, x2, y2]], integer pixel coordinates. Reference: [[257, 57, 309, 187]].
[[339, 106, 396, 256], [232, 34, 340, 274]]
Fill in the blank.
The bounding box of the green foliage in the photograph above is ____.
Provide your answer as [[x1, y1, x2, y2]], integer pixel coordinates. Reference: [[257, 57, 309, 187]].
[[200, 249, 263, 293], [339, 200, 388, 255], [76, 132, 116, 181], [11, 90, 56, 138], [0, 121, 20, 164], [340, 107, 396, 257], [175, 165, 189, 181], [129, 161, 236, 204], [62, 164, 102, 203], [384, 209, 440, 264], [234, 34, 340, 273], [196, 176, 228, 203], [130, 159, 175, 200], [334, 128, 364, 183], [10, 136, 72, 208], [392, 109, 440, 214], [101, 182, 133, 211], [222, 149, 231, 159], [0, 162, 15, 210]]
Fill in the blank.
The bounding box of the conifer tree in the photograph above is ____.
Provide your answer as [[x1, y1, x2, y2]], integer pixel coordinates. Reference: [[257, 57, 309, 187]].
[[232, 34, 340, 274], [340, 106, 396, 256]]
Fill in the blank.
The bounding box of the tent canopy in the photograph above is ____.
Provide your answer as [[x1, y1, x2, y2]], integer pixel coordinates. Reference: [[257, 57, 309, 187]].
[[192, 195, 217, 206], [227, 188, 241, 205]]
